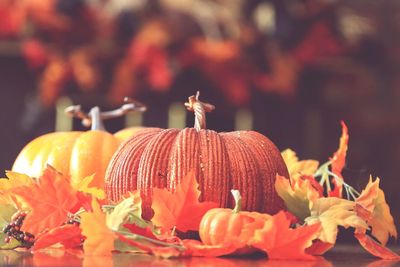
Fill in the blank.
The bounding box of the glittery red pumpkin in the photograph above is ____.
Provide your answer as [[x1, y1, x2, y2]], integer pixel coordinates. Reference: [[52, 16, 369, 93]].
[[105, 92, 288, 218]]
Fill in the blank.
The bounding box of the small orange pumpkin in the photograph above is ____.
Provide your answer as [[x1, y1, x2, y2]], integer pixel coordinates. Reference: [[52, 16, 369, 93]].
[[12, 99, 146, 189], [106, 92, 289, 218], [199, 190, 270, 247]]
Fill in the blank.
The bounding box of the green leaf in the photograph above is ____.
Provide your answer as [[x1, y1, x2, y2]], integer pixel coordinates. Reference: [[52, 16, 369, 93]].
[[0, 204, 17, 229], [0, 236, 22, 250], [106, 192, 146, 231]]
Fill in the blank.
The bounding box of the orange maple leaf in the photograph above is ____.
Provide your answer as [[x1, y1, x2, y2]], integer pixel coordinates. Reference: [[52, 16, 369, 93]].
[[13, 166, 80, 235], [251, 211, 321, 260], [80, 199, 116, 256], [151, 170, 219, 232], [329, 121, 349, 197], [356, 177, 397, 245]]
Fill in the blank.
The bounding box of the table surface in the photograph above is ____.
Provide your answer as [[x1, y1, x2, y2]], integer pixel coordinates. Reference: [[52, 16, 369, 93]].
[[0, 244, 398, 267]]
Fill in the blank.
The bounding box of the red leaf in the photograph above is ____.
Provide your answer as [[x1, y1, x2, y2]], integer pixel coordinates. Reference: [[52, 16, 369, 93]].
[[151, 170, 219, 232], [251, 211, 321, 260], [122, 223, 158, 240], [13, 166, 80, 235], [33, 224, 82, 251], [355, 232, 400, 260]]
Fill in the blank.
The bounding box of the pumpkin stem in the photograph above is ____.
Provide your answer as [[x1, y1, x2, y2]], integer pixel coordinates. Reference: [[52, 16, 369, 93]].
[[184, 91, 215, 131], [65, 97, 147, 131], [231, 189, 242, 213]]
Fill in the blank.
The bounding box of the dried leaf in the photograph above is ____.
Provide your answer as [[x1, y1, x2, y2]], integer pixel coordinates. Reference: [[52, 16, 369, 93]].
[[330, 121, 349, 177], [33, 224, 82, 251], [151, 171, 218, 232], [281, 149, 319, 178], [251, 211, 321, 260], [355, 232, 400, 260], [106, 191, 143, 231], [80, 199, 116, 256], [328, 121, 349, 197], [356, 177, 397, 245], [73, 174, 105, 200], [275, 174, 322, 220], [13, 166, 79, 235], [305, 197, 368, 244]]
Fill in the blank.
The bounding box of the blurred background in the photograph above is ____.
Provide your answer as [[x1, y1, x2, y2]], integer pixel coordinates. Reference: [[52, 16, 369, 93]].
[[1, 0, 400, 240]]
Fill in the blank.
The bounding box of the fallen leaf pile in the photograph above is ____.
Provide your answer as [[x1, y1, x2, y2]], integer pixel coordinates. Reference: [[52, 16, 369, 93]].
[[0, 122, 398, 261]]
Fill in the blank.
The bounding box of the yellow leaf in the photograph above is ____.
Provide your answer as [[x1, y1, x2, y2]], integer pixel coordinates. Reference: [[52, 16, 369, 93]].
[[0, 171, 35, 210], [275, 174, 321, 220], [73, 174, 105, 200], [80, 199, 116, 256], [356, 176, 397, 245], [0, 171, 34, 191], [305, 197, 368, 244], [281, 149, 319, 178], [106, 191, 142, 231]]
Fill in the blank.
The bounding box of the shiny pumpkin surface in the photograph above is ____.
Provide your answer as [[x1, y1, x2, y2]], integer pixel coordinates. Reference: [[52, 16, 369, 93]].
[[12, 129, 138, 189], [105, 127, 289, 218]]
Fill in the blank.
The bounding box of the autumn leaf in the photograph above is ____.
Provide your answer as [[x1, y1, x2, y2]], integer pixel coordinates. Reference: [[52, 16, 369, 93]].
[[80, 199, 116, 256], [151, 170, 218, 232], [0, 171, 34, 190], [275, 174, 322, 220], [251, 211, 321, 260], [330, 121, 348, 178], [355, 232, 400, 260], [281, 149, 319, 179], [106, 191, 143, 231], [13, 166, 80, 235], [328, 121, 349, 197], [33, 224, 82, 251], [305, 240, 334, 256], [122, 223, 158, 241], [304, 197, 368, 244], [73, 174, 105, 200], [356, 177, 397, 245], [0, 171, 34, 209]]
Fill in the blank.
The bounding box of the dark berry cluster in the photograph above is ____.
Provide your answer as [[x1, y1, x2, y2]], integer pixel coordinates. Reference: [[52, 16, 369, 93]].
[[3, 211, 35, 248]]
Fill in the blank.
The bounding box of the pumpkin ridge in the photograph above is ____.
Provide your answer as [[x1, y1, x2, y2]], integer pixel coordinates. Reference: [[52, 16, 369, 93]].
[[106, 129, 162, 201], [120, 129, 162, 199], [167, 128, 200, 192], [198, 130, 229, 206], [220, 133, 261, 211], [238, 131, 289, 214], [137, 129, 180, 218]]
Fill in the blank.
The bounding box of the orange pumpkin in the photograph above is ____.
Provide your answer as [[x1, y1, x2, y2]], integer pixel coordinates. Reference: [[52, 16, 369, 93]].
[[105, 92, 289, 218], [12, 100, 146, 189], [199, 190, 270, 247]]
